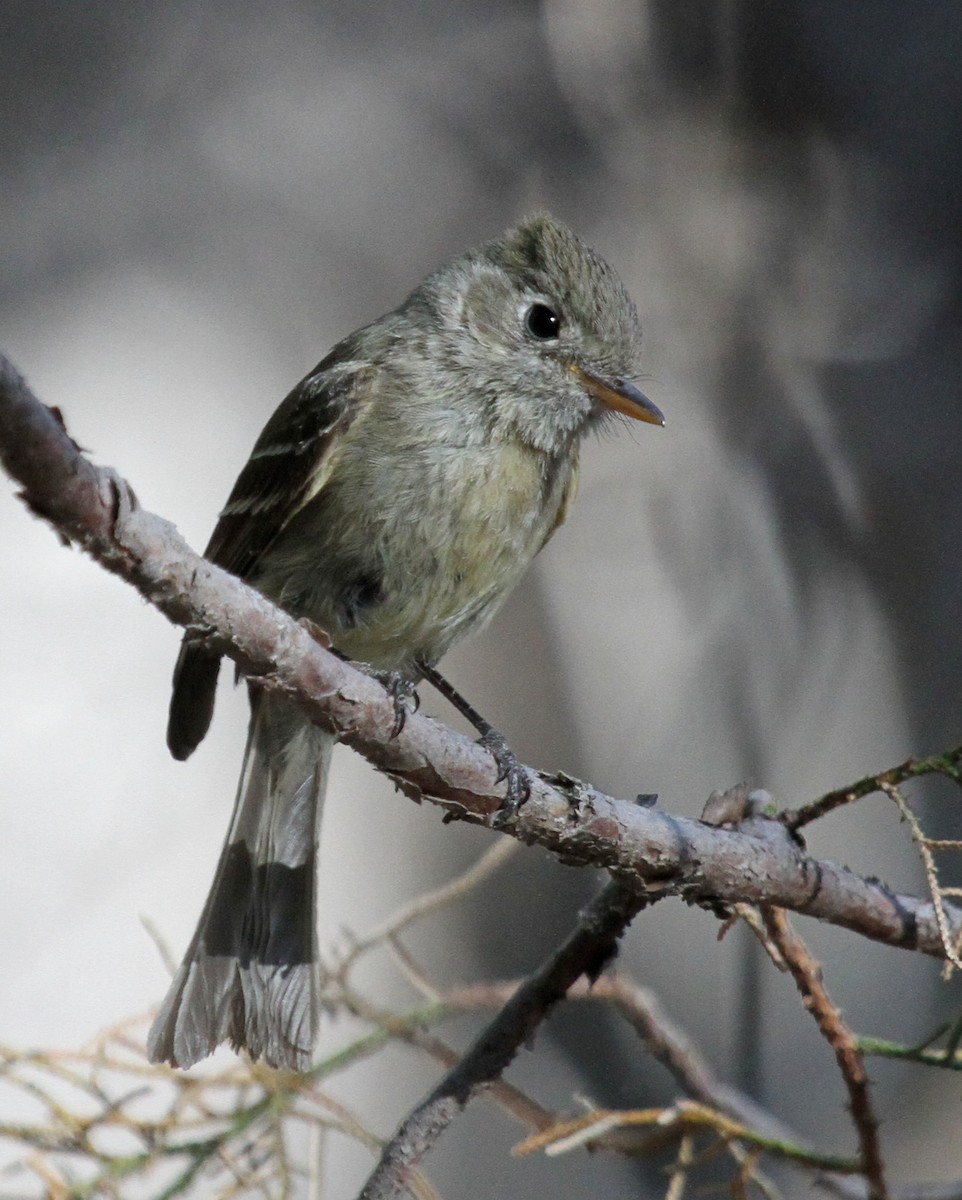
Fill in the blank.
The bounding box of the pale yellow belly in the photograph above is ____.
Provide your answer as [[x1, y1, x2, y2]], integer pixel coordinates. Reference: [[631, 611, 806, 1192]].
[[257, 430, 577, 672]]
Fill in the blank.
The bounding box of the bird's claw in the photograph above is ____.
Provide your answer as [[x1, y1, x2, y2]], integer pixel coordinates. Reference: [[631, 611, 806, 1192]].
[[356, 666, 419, 737], [478, 727, 530, 825], [384, 672, 420, 737]]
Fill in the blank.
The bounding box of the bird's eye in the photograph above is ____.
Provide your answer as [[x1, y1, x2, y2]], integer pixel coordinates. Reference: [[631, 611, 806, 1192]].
[[524, 303, 562, 340]]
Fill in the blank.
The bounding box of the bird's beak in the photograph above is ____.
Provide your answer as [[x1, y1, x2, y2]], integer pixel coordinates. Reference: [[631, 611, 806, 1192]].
[[573, 365, 665, 426]]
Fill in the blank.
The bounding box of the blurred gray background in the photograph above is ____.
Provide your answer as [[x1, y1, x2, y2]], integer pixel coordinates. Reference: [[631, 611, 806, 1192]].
[[2, 2, 961, 1196]]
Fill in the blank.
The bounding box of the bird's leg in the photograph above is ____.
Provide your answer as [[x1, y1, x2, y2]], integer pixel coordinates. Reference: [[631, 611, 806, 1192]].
[[416, 660, 530, 820]]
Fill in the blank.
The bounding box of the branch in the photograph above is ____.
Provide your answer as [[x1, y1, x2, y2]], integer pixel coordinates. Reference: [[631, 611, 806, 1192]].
[[762, 909, 887, 1200], [1, 350, 960, 961], [358, 878, 650, 1199]]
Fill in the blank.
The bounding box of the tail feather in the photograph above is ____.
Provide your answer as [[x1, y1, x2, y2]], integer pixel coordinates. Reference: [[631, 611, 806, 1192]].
[[148, 694, 331, 1071], [167, 640, 221, 761]]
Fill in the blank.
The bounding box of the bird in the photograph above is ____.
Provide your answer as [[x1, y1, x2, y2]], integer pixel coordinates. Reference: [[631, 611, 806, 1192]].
[[146, 212, 664, 1070]]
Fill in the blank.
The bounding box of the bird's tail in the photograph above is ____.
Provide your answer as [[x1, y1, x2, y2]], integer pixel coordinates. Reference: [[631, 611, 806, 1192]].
[[147, 693, 330, 1070]]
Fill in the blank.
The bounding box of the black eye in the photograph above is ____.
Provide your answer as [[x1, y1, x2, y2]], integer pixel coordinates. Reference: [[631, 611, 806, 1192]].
[[525, 303, 561, 340]]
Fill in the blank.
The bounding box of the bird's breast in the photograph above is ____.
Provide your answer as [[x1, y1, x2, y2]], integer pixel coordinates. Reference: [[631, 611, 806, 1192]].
[[259, 425, 576, 670], [372, 438, 572, 660]]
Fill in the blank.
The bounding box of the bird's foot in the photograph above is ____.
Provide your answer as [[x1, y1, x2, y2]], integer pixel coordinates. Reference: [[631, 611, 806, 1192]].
[[478, 726, 531, 825], [356, 665, 420, 737], [412, 660, 531, 824]]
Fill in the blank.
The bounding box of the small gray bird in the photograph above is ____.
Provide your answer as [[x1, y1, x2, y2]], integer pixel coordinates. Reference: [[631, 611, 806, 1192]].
[[147, 213, 663, 1070]]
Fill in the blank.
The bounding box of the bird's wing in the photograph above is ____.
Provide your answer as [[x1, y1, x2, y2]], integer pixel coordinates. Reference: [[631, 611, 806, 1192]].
[[167, 344, 375, 760], [204, 348, 373, 581]]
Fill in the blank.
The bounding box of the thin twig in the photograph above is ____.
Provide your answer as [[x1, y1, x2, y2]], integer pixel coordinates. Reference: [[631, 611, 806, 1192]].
[[880, 780, 962, 970], [384, 934, 445, 1003], [345, 839, 519, 963], [512, 1100, 861, 1173], [761, 908, 888, 1200], [782, 747, 962, 832], [857, 1035, 962, 1070], [665, 1131, 695, 1200]]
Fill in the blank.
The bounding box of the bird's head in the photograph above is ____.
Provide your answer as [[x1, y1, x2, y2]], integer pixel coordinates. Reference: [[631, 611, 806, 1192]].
[[416, 212, 663, 454]]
